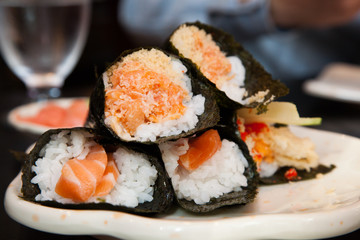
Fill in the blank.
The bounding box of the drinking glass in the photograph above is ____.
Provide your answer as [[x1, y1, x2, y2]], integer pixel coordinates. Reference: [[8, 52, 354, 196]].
[[0, 0, 91, 101]]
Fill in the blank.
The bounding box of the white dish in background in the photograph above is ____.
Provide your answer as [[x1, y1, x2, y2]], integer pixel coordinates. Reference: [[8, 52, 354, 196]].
[[303, 63, 360, 103], [7, 97, 89, 134], [4, 126, 360, 240]]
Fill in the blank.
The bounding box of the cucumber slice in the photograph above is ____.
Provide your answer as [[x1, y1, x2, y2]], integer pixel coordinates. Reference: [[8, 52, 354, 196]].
[[237, 102, 322, 126]]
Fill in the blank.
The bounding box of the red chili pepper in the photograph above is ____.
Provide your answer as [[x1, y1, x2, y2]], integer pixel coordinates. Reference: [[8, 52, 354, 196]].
[[284, 168, 299, 181], [240, 132, 248, 141], [245, 122, 269, 135]]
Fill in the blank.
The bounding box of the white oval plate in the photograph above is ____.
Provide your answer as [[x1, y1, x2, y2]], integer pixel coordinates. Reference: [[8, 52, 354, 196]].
[[7, 97, 89, 135], [5, 126, 360, 240]]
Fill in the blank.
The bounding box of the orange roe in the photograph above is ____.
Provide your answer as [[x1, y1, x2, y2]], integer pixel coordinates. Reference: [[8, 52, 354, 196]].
[[237, 120, 274, 165], [251, 138, 273, 163]]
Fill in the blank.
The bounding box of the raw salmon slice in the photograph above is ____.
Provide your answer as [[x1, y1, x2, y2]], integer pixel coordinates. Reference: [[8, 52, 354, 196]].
[[94, 153, 120, 197], [55, 144, 107, 202], [179, 129, 222, 171]]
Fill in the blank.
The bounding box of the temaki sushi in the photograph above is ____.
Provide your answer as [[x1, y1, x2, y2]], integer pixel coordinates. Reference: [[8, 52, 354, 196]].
[[166, 21, 289, 111], [21, 128, 174, 214], [88, 47, 220, 143], [235, 102, 335, 184], [159, 126, 258, 213]]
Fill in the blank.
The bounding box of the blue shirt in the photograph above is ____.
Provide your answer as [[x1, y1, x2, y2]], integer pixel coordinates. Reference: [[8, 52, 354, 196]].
[[119, 0, 360, 81]]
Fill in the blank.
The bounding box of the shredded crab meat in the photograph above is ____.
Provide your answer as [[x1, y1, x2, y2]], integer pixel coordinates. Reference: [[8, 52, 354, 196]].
[[171, 25, 233, 87], [105, 60, 188, 135]]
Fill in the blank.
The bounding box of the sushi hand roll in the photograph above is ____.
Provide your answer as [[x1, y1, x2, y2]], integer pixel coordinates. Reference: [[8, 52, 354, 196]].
[[235, 102, 335, 184], [21, 128, 174, 214], [166, 22, 289, 111], [159, 127, 258, 213], [88, 47, 219, 143]]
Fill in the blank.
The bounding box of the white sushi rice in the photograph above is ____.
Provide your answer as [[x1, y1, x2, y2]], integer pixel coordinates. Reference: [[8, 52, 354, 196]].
[[31, 130, 157, 207], [134, 94, 204, 142], [103, 56, 205, 142], [98, 147, 157, 208], [220, 56, 271, 105], [159, 137, 249, 205], [258, 161, 279, 178]]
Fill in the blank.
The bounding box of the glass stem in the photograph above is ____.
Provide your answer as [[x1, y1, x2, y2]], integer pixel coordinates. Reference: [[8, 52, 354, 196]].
[[28, 87, 62, 102]]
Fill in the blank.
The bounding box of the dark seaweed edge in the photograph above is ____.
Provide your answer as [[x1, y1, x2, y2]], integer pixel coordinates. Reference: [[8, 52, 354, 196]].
[[260, 164, 336, 185], [172, 125, 259, 213], [87, 47, 220, 144], [21, 127, 174, 215], [165, 21, 289, 112]]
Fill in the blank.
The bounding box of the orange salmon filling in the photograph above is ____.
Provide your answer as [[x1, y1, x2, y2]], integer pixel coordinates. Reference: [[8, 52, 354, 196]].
[[94, 153, 120, 197], [178, 129, 222, 171], [105, 61, 188, 135], [55, 144, 120, 202]]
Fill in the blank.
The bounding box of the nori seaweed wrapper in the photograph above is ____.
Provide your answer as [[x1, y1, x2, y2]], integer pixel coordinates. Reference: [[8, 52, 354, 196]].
[[87, 47, 220, 144], [21, 127, 174, 214], [258, 124, 336, 185], [225, 112, 336, 185], [167, 126, 259, 213], [260, 164, 336, 185], [165, 21, 289, 112]]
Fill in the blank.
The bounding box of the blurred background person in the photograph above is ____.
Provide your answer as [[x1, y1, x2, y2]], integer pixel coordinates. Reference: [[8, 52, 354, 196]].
[[119, 0, 360, 83]]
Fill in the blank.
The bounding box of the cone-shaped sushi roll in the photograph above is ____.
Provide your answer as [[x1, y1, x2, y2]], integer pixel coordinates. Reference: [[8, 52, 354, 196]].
[[166, 22, 289, 111], [88, 47, 219, 143], [159, 127, 258, 213], [235, 102, 335, 184], [21, 128, 174, 214]]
